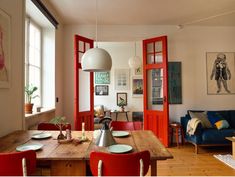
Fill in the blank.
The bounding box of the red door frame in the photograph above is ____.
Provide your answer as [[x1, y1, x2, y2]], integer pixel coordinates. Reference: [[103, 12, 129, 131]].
[[143, 36, 169, 147], [74, 35, 94, 130]]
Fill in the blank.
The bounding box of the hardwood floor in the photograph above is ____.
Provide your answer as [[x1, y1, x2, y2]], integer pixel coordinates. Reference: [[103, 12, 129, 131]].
[[154, 143, 235, 176]]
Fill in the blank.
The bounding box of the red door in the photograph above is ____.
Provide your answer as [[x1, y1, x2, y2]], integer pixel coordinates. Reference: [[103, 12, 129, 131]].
[[74, 35, 94, 130], [143, 36, 169, 147]]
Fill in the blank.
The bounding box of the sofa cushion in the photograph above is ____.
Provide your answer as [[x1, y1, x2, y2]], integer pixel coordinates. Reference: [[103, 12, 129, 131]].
[[215, 120, 229, 130], [189, 111, 212, 128], [229, 111, 235, 128], [94, 105, 104, 118], [202, 128, 234, 144], [207, 111, 224, 126]]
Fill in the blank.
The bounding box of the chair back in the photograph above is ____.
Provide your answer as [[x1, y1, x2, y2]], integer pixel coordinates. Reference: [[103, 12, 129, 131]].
[[90, 150, 150, 176], [38, 122, 71, 130], [0, 150, 36, 176], [110, 121, 142, 130]]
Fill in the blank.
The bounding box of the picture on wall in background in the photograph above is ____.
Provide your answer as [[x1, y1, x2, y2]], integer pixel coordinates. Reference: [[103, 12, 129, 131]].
[[168, 62, 182, 104], [114, 69, 130, 90], [206, 52, 235, 94], [132, 76, 143, 97], [95, 72, 110, 84], [0, 9, 10, 88], [117, 92, 127, 106], [95, 85, 109, 96], [134, 66, 142, 75]]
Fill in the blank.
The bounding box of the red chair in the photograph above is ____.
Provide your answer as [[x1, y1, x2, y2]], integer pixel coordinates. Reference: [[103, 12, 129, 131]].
[[110, 121, 143, 130], [90, 150, 150, 176], [37, 122, 71, 130], [0, 150, 36, 176]]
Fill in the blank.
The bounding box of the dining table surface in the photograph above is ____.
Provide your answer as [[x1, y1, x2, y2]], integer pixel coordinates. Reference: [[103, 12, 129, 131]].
[[0, 130, 173, 176]]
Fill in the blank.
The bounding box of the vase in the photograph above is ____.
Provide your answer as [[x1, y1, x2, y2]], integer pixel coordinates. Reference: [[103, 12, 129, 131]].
[[57, 126, 65, 140]]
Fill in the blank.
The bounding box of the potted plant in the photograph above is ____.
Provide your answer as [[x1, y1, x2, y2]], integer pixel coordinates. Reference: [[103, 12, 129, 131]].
[[50, 116, 68, 140], [25, 84, 38, 114]]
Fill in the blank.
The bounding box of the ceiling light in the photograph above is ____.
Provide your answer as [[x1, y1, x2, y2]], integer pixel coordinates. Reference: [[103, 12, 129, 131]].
[[128, 42, 141, 68], [81, 0, 112, 72]]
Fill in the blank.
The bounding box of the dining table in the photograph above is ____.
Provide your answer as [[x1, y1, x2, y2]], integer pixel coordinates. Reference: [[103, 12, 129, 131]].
[[0, 130, 173, 176]]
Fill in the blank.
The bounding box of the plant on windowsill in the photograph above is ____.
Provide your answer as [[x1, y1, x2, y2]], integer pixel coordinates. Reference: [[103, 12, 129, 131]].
[[50, 116, 68, 140], [25, 84, 38, 114]]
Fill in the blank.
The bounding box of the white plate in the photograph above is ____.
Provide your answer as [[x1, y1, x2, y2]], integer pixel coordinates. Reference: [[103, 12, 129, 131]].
[[31, 132, 52, 139], [16, 144, 43, 152], [112, 131, 129, 137], [107, 144, 132, 153]]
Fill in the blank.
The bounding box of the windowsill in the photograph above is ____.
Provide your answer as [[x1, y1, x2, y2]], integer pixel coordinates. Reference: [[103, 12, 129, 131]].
[[25, 107, 55, 119]]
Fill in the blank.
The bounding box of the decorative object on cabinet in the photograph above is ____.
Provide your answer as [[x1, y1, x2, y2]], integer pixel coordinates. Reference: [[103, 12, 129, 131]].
[[206, 52, 235, 95], [168, 62, 182, 104], [114, 69, 130, 90], [132, 76, 143, 97], [81, 0, 112, 72], [95, 71, 110, 84], [0, 8, 11, 88], [95, 85, 109, 96]]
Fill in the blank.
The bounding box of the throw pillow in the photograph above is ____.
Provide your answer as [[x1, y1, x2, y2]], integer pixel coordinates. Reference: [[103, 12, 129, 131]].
[[189, 111, 212, 128], [94, 105, 104, 118], [207, 112, 223, 126], [215, 120, 229, 130]]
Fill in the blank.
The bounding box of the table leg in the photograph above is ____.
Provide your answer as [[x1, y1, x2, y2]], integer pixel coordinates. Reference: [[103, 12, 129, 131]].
[[126, 112, 129, 121], [232, 142, 235, 159], [150, 160, 157, 176], [51, 160, 86, 176]]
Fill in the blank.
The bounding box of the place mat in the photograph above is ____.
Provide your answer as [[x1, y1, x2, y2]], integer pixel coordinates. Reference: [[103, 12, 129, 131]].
[[213, 154, 235, 169]]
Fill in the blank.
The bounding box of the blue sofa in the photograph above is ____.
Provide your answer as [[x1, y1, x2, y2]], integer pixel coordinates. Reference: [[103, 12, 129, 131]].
[[181, 110, 235, 153]]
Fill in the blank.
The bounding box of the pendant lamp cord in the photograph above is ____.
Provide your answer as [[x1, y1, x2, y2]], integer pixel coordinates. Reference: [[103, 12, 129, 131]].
[[95, 0, 98, 48]]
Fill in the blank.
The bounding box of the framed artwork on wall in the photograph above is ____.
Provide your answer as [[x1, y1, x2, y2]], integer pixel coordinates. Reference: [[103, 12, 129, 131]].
[[95, 72, 110, 84], [134, 66, 143, 75], [0, 9, 11, 88], [116, 92, 127, 106], [114, 69, 130, 90], [95, 85, 109, 96], [132, 76, 143, 97], [206, 52, 235, 95]]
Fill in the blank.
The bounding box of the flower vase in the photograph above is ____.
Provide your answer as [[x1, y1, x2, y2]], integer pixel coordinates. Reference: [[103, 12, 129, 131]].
[[57, 125, 65, 140]]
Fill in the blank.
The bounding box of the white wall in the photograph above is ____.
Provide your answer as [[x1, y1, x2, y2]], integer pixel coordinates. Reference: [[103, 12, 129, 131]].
[[64, 25, 235, 127], [0, 0, 25, 136]]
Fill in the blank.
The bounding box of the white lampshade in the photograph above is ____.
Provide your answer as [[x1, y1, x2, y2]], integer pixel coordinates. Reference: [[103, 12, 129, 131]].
[[128, 56, 141, 68], [81, 48, 112, 72]]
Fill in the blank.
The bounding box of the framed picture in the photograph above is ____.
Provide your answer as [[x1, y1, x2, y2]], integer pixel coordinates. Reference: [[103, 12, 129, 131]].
[[95, 72, 110, 84], [0, 9, 11, 88], [134, 66, 142, 75], [132, 76, 143, 97], [114, 69, 130, 90], [95, 85, 109, 96], [206, 52, 235, 95], [116, 92, 127, 106]]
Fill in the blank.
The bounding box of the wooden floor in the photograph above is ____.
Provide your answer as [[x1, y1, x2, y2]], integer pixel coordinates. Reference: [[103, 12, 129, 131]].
[[152, 143, 235, 176]]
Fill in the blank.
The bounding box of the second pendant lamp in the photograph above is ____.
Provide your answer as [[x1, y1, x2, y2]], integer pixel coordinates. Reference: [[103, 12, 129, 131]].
[[81, 0, 112, 72], [128, 42, 141, 68]]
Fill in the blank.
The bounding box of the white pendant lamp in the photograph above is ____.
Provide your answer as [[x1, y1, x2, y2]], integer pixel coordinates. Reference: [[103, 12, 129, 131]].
[[81, 0, 112, 72], [128, 42, 141, 68]]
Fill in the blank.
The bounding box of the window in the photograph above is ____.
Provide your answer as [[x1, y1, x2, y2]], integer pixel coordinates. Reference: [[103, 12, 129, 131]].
[[25, 18, 41, 106]]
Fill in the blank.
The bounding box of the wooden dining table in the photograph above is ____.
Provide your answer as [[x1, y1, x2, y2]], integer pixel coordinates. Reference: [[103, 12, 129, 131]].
[[0, 130, 173, 176]]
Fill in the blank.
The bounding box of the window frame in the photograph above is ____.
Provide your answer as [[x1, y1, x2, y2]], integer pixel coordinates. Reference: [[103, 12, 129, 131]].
[[25, 17, 42, 107]]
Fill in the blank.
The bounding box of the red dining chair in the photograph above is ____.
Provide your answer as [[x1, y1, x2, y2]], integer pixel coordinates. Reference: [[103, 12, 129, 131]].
[[90, 150, 150, 176], [0, 150, 36, 176], [110, 121, 143, 130], [37, 122, 71, 130]]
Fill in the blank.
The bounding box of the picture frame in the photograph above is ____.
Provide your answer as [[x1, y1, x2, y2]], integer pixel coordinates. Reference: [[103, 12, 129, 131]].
[[114, 69, 130, 90], [116, 92, 127, 106], [95, 72, 110, 84], [134, 66, 142, 75], [95, 85, 109, 96], [0, 8, 11, 88], [132, 76, 143, 97], [206, 52, 235, 95]]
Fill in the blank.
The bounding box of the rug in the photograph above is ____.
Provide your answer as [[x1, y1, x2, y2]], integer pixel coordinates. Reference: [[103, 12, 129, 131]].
[[213, 154, 235, 169]]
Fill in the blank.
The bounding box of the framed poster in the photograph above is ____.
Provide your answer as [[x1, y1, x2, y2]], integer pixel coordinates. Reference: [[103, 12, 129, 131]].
[[116, 92, 127, 106], [114, 69, 130, 90], [95, 72, 110, 84], [206, 52, 235, 95], [0, 9, 11, 88], [134, 66, 142, 75], [132, 76, 143, 97], [95, 85, 109, 96]]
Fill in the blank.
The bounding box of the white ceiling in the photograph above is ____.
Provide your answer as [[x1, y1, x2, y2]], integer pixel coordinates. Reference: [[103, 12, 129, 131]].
[[47, 0, 235, 26]]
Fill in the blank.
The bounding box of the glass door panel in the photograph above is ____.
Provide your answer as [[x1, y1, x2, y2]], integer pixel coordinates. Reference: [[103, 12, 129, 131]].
[[79, 69, 90, 112]]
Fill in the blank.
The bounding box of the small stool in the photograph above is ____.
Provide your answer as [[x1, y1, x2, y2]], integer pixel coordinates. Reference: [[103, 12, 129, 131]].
[[169, 122, 184, 147]]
